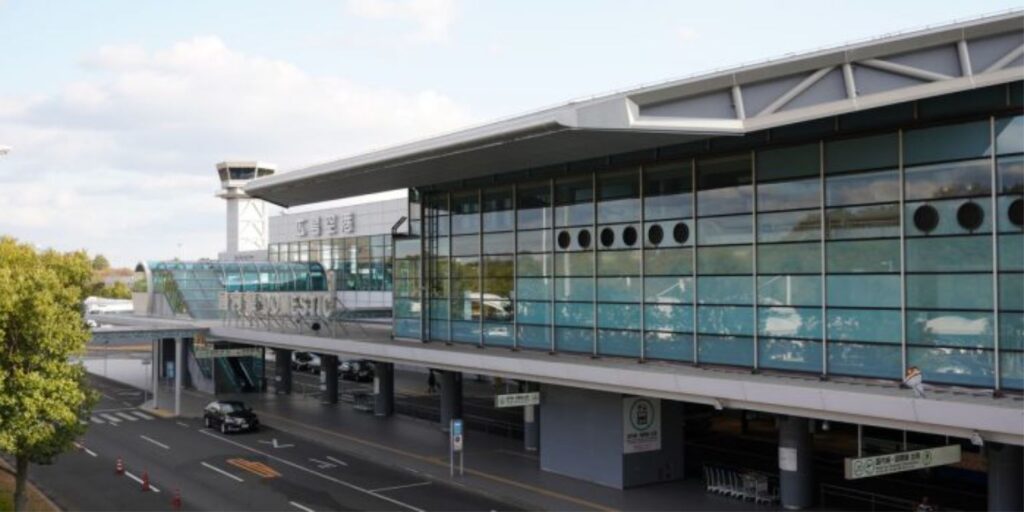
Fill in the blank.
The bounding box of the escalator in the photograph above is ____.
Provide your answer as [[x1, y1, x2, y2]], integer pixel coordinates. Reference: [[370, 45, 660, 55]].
[[216, 356, 258, 393]]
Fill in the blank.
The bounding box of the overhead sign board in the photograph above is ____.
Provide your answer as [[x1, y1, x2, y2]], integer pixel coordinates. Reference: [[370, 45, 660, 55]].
[[623, 397, 661, 454], [844, 445, 961, 479], [194, 347, 263, 359], [494, 392, 540, 408]]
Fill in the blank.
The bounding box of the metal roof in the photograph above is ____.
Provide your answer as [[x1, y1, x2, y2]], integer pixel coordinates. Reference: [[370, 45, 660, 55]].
[[247, 11, 1024, 207]]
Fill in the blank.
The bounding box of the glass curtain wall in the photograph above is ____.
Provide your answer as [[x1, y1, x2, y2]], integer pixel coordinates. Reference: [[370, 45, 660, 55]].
[[406, 113, 1024, 391], [268, 235, 392, 291]]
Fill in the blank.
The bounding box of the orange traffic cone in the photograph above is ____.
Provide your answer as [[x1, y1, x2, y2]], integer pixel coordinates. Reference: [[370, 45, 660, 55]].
[[171, 488, 181, 510], [115, 457, 124, 475], [141, 471, 151, 492]]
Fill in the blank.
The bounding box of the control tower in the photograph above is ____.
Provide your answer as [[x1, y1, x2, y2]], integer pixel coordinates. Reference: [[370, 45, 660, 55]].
[[216, 161, 276, 256]]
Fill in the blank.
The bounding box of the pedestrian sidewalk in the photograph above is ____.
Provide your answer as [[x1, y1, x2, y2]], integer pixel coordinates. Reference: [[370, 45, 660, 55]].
[[148, 383, 755, 512]]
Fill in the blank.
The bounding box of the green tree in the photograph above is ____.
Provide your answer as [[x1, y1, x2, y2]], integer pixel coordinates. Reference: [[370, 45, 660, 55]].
[[90, 254, 109, 271], [0, 237, 96, 511]]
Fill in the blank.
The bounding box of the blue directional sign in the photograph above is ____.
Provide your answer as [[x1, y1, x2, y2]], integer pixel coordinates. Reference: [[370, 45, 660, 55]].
[[452, 419, 463, 437]]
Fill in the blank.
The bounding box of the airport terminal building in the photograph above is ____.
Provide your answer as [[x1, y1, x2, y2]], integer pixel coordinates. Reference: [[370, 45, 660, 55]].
[[115, 13, 1023, 511]]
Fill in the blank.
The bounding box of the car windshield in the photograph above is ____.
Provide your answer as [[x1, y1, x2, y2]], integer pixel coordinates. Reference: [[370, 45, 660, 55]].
[[295, 353, 312, 361], [220, 402, 247, 413]]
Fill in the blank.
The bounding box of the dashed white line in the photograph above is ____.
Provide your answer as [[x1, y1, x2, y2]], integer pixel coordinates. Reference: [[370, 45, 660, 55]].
[[139, 435, 170, 450], [201, 462, 244, 482], [370, 481, 432, 493], [116, 412, 139, 422], [100, 413, 122, 423], [325, 456, 348, 467], [176, 421, 190, 428], [123, 471, 161, 493], [89, 417, 104, 424], [73, 442, 98, 457], [132, 411, 155, 420], [289, 501, 315, 512]]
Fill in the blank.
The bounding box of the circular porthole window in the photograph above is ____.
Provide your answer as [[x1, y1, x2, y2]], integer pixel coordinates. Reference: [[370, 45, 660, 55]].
[[600, 227, 615, 247], [622, 226, 638, 247], [957, 202, 984, 231], [673, 222, 689, 244], [1009, 198, 1023, 227], [913, 205, 939, 233], [577, 229, 592, 249], [557, 231, 571, 249], [648, 224, 664, 245]]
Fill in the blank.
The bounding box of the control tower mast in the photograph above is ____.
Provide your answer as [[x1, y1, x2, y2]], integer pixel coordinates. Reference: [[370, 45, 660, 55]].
[[216, 161, 276, 257]]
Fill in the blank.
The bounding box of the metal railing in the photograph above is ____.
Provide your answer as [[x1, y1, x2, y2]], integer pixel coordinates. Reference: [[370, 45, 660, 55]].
[[702, 464, 778, 505]]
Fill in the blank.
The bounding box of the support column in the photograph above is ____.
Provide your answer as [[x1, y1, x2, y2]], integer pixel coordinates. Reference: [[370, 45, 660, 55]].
[[151, 339, 159, 409], [987, 442, 1023, 512], [320, 354, 338, 405], [524, 382, 539, 452], [173, 337, 183, 417], [374, 362, 394, 417], [439, 370, 462, 432], [274, 348, 292, 395], [778, 416, 814, 510]]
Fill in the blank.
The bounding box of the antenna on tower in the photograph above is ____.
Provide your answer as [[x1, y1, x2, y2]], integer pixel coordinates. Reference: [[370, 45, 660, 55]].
[[216, 161, 276, 258]]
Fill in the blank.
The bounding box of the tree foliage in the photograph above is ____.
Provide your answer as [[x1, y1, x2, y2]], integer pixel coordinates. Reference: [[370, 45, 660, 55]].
[[90, 254, 109, 271], [0, 237, 96, 511]]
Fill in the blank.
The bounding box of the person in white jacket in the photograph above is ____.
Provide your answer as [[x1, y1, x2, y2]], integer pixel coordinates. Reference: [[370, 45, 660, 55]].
[[903, 366, 926, 398]]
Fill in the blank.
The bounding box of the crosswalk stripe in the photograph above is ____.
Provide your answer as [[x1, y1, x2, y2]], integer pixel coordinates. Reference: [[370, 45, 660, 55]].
[[90, 417, 104, 424], [132, 411, 155, 420], [116, 412, 139, 422], [100, 413, 122, 423]]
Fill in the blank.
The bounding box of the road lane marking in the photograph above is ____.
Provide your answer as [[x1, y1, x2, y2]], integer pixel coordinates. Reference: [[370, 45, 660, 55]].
[[371, 482, 432, 493], [116, 412, 139, 422], [132, 411, 155, 420], [199, 430, 423, 512], [99, 413, 122, 423], [176, 421, 190, 428], [325, 456, 348, 467], [227, 458, 281, 479], [201, 462, 244, 483], [73, 442, 98, 457], [124, 471, 161, 493], [140, 435, 170, 450], [290, 501, 315, 512], [308, 458, 337, 469], [257, 438, 294, 449], [89, 417, 104, 424], [251, 409, 614, 512]]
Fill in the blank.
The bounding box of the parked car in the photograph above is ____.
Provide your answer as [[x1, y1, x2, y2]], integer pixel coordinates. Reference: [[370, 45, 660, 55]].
[[291, 351, 315, 372], [203, 400, 259, 434], [306, 353, 323, 374], [340, 360, 375, 382]]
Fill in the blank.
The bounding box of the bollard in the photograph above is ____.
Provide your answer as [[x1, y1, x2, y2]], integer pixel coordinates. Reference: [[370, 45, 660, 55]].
[[171, 488, 181, 510], [115, 457, 124, 475], [141, 471, 151, 492]]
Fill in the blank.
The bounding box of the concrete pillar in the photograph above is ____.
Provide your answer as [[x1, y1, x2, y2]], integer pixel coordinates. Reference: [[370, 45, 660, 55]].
[[778, 416, 814, 510], [439, 370, 462, 432], [986, 442, 1023, 512], [524, 382, 539, 452], [320, 354, 338, 404], [374, 362, 394, 417], [173, 337, 183, 417], [151, 339, 160, 409], [274, 348, 292, 395]]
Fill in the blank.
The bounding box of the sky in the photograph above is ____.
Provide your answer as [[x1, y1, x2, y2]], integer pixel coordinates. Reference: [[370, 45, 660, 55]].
[[0, 0, 1020, 267]]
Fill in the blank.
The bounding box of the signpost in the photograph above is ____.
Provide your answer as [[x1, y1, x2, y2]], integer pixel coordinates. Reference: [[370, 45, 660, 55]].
[[494, 392, 540, 408], [450, 419, 464, 477], [623, 397, 661, 454], [844, 445, 962, 479]]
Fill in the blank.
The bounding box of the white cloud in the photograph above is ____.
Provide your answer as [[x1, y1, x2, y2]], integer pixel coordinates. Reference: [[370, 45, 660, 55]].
[[346, 0, 457, 43], [0, 36, 474, 266], [676, 27, 700, 44]]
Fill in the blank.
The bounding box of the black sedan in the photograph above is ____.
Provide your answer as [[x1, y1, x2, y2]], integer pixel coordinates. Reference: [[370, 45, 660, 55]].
[[203, 400, 260, 434]]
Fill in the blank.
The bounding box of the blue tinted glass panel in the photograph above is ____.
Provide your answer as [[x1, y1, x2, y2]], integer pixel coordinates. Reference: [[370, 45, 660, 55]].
[[645, 304, 694, 332], [645, 277, 694, 303], [757, 144, 819, 181], [758, 211, 821, 243], [698, 186, 754, 216], [996, 116, 1024, 155], [827, 240, 900, 273], [698, 216, 752, 245], [697, 155, 753, 216], [451, 235, 480, 256], [517, 230, 553, 253], [998, 234, 1023, 271], [1001, 275, 1024, 311], [482, 233, 514, 254], [757, 275, 822, 307], [826, 169, 899, 206], [826, 275, 901, 308], [598, 303, 641, 330], [645, 332, 694, 362], [1001, 314, 1024, 350], [697, 276, 753, 304], [555, 203, 594, 227], [646, 248, 693, 275], [759, 306, 822, 340], [998, 196, 1024, 232], [828, 342, 901, 378], [907, 310, 994, 348], [555, 302, 593, 327], [910, 347, 994, 387], [598, 198, 640, 224], [429, 320, 449, 341], [451, 321, 480, 343], [483, 211, 514, 232], [906, 274, 993, 310], [517, 254, 552, 277], [555, 252, 594, 276], [394, 319, 421, 339], [1001, 351, 1024, 390], [597, 251, 641, 276], [758, 243, 821, 274], [555, 327, 592, 353], [759, 338, 822, 372], [597, 277, 642, 302], [826, 204, 900, 239], [906, 236, 992, 272], [698, 246, 753, 274], [516, 301, 551, 324], [997, 155, 1023, 195], [825, 133, 898, 174], [518, 278, 552, 301], [757, 178, 820, 212], [484, 323, 514, 346], [905, 160, 992, 200], [698, 335, 754, 366], [827, 308, 901, 343], [698, 306, 755, 335], [428, 299, 449, 319], [903, 120, 991, 166], [598, 329, 641, 357], [517, 325, 550, 350], [645, 194, 693, 221]]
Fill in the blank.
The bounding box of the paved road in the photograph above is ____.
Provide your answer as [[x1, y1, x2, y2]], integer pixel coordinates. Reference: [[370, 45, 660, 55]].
[[28, 376, 516, 512]]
